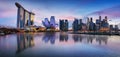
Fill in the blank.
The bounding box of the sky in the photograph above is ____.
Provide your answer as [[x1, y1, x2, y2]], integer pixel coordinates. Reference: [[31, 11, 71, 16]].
[[0, 0, 120, 28]]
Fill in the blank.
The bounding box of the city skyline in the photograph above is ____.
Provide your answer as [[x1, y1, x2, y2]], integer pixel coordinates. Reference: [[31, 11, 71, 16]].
[[0, 0, 120, 28]]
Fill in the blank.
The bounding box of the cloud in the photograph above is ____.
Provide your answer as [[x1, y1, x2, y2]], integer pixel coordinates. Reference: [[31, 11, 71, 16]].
[[0, 1, 17, 18], [0, 9, 17, 18], [87, 5, 120, 18]]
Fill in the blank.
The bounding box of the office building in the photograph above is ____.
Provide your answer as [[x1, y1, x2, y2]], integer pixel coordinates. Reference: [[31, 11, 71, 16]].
[[87, 17, 89, 30], [78, 19, 83, 30], [72, 19, 79, 31], [64, 20, 69, 31], [99, 16, 109, 32], [59, 20, 64, 31], [88, 18, 95, 31], [101, 16, 109, 28], [59, 19, 68, 31], [115, 25, 119, 31], [110, 25, 113, 31]]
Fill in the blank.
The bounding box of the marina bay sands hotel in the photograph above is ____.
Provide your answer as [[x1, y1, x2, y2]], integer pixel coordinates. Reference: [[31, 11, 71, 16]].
[[15, 2, 35, 29]]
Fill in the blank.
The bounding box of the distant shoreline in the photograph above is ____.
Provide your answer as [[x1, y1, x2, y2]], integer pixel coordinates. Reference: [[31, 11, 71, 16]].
[[0, 28, 120, 36]]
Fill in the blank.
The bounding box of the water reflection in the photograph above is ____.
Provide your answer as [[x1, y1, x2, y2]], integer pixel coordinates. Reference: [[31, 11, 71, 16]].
[[72, 34, 108, 45], [16, 33, 35, 53], [0, 32, 120, 57], [58, 32, 108, 45], [42, 32, 56, 44], [59, 32, 68, 42], [16, 32, 109, 53], [96, 35, 108, 45]]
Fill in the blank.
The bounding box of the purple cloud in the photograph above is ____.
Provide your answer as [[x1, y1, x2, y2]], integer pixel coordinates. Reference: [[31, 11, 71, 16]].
[[87, 5, 120, 18]]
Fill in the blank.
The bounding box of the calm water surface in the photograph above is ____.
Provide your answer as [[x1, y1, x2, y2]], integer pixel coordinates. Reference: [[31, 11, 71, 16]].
[[0, 32, 120, 57]]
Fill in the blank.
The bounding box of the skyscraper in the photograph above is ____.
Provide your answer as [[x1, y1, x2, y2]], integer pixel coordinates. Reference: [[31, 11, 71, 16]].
[[99, 16, 102, 22], [59, 19, 68, 31], [101, 16, 109, 28], [59, 20, 64, 31], [110, 25, 113, 31], [65, 20, 68, 31], [96, 19, 101, 31], [115, 25, 119, 32], [72, 19, 79, 31], [87, 17, 89, 31], [89, 18, 95, 31], [78, 19, 83, 30]]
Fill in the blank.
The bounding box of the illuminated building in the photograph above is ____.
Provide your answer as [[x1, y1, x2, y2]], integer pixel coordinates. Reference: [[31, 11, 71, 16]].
[[15, 2, 35, 29], [99, 27, 109, 32], [98, 16, 109, 32], [42, 16, 58, 30], [36, 27, 46, 32]]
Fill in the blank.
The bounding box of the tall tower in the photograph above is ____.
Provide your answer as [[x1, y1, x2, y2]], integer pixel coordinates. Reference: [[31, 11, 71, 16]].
[[65, 20, 68, 31], [15, 2, 35, 29], [105, 16, 107, 19], [99, 16, 101, 21], [87, 17, 89, 31], [15, 3, 25, 29], [90, 17, 93, 22]]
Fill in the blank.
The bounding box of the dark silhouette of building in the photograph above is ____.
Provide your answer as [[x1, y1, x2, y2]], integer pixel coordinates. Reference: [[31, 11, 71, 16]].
[[59, 20, 64, 31], [101, 16, 109, 28], [87, 17, 90, 31], [110, 25, 113, 31], [59, 19, 68, 31], [72, 19, 79, 31], [115, 25, 119, 32], [78, 19, 83, 30], [72, 18, 87, 31], [95, 16, 102, 31], [88, 18, 95, 31], [86, 16, 109, 32]]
